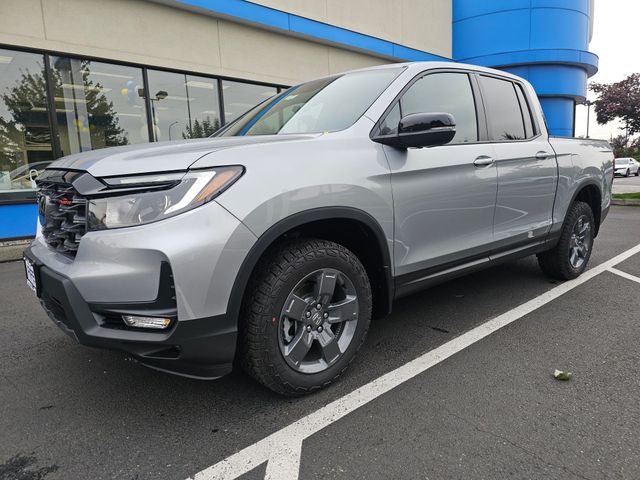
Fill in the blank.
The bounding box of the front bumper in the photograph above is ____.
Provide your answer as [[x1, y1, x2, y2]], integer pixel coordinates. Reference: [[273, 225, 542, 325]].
[[26, 247, 236, 379], [24, 198, 258, 379]]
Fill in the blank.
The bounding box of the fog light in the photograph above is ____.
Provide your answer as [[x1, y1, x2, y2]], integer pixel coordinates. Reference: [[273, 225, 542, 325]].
[[122, 315, 172, 329]]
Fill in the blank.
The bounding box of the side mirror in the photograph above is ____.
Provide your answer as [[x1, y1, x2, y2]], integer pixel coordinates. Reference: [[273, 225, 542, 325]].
[[373, 112, 456, 149]]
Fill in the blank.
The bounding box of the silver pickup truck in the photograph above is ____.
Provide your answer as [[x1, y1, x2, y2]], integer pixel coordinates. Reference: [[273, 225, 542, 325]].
[[24, 62, 614, 395]]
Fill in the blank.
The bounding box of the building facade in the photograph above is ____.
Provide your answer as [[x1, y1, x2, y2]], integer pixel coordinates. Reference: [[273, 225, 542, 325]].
[[0, 0, 597, 240]]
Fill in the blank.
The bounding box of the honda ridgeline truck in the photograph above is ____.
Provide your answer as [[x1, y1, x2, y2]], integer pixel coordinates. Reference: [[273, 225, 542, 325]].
[[24, 62, 614, 395]]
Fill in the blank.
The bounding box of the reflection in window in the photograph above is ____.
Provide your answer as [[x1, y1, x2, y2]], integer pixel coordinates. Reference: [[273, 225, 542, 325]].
[[185, 75, 221, 138], [0, 48, 55, 193], [222, 80, 278, 123], [147, 70, 188, 142], [379, 103, 401, 136], [51, 57, 148, 156], [219, 69, 402, 137], [515, 84, 535, 138], [147, 70, 221, 141], [400, 73, 477, 143]]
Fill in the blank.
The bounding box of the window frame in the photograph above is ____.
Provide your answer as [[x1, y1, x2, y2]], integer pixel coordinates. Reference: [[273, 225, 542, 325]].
[[370, 67, 488, 145]]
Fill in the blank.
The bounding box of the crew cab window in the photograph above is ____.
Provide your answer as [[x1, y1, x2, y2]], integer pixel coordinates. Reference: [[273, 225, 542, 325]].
[[390, 73, 478, 144], [515, 83, 536, 138], [479, 75, 527, 141]]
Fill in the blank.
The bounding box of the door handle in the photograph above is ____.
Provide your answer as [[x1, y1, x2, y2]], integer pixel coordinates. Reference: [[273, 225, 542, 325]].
[[473, 155, 495, 167], [535, 151, 552, 160]]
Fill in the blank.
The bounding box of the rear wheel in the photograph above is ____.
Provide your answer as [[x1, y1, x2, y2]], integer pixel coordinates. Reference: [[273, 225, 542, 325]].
[[537, 201, 595, 280], [240, 238, 372, 396], [635, 168, 639, 177]]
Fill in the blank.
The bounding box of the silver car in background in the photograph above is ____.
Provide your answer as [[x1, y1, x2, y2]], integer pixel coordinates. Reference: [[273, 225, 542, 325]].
[[614, 157, 640, 177], [24, 62, 613, 395]]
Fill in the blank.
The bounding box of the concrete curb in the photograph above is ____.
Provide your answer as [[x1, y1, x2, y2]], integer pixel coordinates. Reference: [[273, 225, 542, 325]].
[[0, 239, 31, 263], [611, 198, 640, 206]]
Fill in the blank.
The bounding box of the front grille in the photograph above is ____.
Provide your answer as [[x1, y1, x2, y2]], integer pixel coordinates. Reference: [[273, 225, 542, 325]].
[[38, 180, 87, 257]]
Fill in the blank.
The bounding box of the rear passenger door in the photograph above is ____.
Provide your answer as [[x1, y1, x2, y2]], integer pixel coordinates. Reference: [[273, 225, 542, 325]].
[[477, 74, 558, 249]]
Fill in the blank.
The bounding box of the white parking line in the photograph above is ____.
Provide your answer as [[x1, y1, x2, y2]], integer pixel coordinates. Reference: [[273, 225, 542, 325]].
[[189, 243, 640, 480], [608, 266, 640, 285]]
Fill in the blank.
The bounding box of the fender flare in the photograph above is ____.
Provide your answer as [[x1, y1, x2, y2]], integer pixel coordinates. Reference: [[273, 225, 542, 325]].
[[225, 206, 394, 326], [568, 179, 604, 236]]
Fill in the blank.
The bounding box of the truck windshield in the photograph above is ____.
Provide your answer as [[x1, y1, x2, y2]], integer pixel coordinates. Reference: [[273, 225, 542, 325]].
[[215, 67, 404, 137]]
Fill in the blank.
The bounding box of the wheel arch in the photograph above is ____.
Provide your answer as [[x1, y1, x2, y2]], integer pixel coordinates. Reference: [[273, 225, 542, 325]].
[[226, 207, 394, 329], [571, 181, 603, 237]]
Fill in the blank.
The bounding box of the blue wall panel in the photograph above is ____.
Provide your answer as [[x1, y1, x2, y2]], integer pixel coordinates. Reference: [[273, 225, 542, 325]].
[[502, 65, 587, 97], [453, 10, 530, 60], [530, 8, 588, 50], [453, 0, 597, 137], [452, 0, 530, 22], [0, 204, 37, 239], [539, 97, 575, 137]]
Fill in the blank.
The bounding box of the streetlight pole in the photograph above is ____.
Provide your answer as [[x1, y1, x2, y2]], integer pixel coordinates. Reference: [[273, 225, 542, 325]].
[[168, 121, 179, 140], [149, 90, 168, 141], [586, 100, 591, 139]]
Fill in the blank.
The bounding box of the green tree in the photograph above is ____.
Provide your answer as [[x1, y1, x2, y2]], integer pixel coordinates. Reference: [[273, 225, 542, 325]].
[[0, 65, 51, 174], [183, 116, 220, 139], [609, 134, 640, 160], [52, 58, 129, 148], [590, 73, 640, 137], [0, 59, 129, 175]]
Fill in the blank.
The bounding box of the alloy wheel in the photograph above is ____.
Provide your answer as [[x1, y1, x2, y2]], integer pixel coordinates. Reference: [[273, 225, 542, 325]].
[[278, 268, 359, 374], [569, 214, 592, 269]]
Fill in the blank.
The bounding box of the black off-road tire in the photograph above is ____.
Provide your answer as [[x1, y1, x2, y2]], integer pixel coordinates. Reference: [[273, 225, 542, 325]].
[[240, 238, 372, 396], [537, 201, 595, 280]]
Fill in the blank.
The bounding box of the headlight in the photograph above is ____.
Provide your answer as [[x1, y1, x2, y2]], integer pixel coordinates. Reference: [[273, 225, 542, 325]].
[[87, 166, 243, 230]]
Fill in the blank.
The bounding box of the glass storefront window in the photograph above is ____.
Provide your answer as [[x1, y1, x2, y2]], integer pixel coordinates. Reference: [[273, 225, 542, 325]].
[[50, 57, 148, 156], [0, 46, 282, 204], [146, 70, 189, 142], [147, 71, 222, 141], [0, 48, 55, 194], [222, 80, 278, 123], [185, 74, 221, 138]]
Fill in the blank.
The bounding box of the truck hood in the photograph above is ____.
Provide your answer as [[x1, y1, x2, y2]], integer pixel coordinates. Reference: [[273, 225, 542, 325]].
[[48, 135, 317, 178]]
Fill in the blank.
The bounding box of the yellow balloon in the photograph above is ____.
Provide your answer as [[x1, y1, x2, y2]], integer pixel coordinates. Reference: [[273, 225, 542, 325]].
[[120, 87, 129, 96]]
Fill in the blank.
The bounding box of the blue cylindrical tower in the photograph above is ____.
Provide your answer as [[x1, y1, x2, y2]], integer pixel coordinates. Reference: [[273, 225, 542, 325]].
[[453, 0, 598, 137]]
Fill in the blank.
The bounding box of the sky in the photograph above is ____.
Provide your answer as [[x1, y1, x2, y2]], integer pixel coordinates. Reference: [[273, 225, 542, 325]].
[[574, 0, 640, 140]]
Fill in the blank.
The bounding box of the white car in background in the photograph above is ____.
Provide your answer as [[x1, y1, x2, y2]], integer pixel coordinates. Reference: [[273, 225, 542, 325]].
[[614, 158, 640, 177]]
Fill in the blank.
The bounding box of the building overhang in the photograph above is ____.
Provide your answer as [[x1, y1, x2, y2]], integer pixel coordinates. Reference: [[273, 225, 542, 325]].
[[146, 0, 451, 63]]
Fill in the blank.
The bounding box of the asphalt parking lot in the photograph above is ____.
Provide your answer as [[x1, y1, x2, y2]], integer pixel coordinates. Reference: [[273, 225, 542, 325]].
[[612, 175, 640, 194], [1, 206, 640, 480]]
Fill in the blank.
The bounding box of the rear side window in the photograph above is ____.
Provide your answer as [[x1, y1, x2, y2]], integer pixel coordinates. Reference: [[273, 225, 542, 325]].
[[515, 84, 536, 138], [391, 72, 478, 144], [479, 75, 526, 141]]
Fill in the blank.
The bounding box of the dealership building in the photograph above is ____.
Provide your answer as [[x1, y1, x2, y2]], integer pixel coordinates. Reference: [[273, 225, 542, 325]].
[[0, 0, 598, 241]]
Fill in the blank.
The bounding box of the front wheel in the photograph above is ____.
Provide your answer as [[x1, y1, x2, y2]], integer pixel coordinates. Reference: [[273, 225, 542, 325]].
[[537, 201, 595, 280], [625, 169, 630, 177], [240, 238, 372, 396]]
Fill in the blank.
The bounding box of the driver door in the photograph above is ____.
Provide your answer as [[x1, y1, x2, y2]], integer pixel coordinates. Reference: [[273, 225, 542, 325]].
[[380, 71, 498, 285]]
